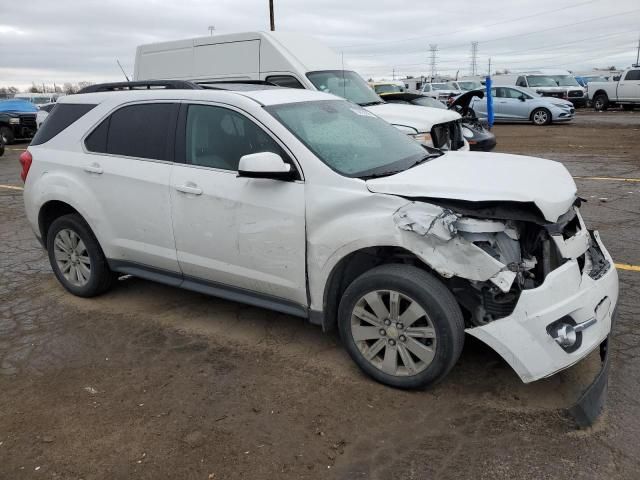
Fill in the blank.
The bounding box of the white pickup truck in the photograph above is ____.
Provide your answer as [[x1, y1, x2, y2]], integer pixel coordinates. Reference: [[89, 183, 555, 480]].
[[588, 66, 640, 111]]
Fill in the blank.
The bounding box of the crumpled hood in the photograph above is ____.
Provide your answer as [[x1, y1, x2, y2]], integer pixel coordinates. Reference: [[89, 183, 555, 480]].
[[366, 102, 461, 133], [366, 151, 577, 222]]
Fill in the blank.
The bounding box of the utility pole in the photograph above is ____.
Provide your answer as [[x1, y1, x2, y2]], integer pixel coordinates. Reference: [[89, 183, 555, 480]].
[[488, 57, 492, 77], [269, 0, 275, 31], [392, 68, 395, 80], [429, 44, 438, 81], [208, 25, 215, 36], [470, 41, 479, 76], [636, 33, 640, 65]]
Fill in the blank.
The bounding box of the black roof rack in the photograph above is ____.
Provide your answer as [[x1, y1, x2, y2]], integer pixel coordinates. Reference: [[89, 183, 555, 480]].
[[77, 79, 282, 95], [77, 80, 202, 94]]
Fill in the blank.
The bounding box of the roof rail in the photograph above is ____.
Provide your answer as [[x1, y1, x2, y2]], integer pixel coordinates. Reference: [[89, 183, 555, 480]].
[[77, 80, 202, 94]]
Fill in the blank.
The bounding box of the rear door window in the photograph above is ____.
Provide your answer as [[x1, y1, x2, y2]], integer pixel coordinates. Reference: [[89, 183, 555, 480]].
[[31, 104, 97, 146], [85, 103, 178, 161]]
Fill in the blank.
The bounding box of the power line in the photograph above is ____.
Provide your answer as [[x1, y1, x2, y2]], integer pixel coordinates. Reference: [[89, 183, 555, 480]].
[[338, 0, 601, 49]]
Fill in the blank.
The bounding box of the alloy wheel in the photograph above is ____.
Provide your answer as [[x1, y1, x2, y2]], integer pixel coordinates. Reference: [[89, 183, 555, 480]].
[[350, 290, 437, 376], [53, 228, 91, 287], [533, 110, 549, 125]]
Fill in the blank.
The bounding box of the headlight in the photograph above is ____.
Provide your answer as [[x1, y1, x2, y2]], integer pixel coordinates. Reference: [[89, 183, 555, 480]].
[[462, 127, 474, 139], [8, 118, 20, 125], [411, 132, 432, 144]]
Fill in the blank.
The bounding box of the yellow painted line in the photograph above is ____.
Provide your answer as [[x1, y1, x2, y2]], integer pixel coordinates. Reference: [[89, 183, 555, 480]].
[[616, 263, 640, 272], [0, 184, 23, 191], [573, 176, 640, 183]]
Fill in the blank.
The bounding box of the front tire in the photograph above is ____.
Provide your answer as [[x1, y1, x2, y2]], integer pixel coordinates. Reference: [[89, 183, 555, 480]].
[[46, 214, 115, 297], [0, 126, 15, 145], [338, 264, 465, 389], [593, 94, 608, 111], [531, 108, 552, 126]]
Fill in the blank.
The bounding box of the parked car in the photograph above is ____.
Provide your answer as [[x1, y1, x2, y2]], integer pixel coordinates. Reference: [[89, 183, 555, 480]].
[[21, 82, 617, 417], [36, 102, 56, 129], [587, 66, 640, 111], [421, 83, 462, 102], [575, 75, 608, 88], [495, 73, 586, 106], [381, 90, 496, 151], [470, 86, 575, 125], [0, 99, 38, 144], [0, 136, 4, 157], [135, 31, 468, 151], [370, 81, 406, 94]]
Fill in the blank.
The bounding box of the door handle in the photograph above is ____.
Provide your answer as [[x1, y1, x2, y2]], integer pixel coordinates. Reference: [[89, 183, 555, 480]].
[[83, 163, 103, 174], [175, 184, 203, 195]]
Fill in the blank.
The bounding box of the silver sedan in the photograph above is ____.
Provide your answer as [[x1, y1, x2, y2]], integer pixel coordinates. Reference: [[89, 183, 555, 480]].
[[470, 86, 575, 125]]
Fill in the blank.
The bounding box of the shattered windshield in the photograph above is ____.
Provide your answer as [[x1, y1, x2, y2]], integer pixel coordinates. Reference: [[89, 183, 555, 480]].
[[266, 99, 430, 178], [458, 81, 483, 91], [526, 76, 559, 87], [550, 75, 580, 87], [306, 70, 383, 106]]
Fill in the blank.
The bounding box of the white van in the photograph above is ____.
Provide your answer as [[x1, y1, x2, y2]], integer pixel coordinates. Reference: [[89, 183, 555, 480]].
[[134, 31, 467, 151]]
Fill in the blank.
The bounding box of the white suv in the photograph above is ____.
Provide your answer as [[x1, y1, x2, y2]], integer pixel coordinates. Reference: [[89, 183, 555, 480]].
[[22, 82, 617, 395]]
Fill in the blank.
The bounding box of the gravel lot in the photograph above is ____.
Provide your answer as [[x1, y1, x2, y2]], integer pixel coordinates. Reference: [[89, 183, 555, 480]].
[[1, 109, 639, 479]]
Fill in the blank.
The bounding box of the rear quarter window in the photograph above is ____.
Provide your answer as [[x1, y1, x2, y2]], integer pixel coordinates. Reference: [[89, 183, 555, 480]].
[[30, 104, 97, 146]]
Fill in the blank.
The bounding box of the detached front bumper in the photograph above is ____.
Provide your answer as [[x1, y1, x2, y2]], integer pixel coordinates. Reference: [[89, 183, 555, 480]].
[[466, 231, 618, 383]]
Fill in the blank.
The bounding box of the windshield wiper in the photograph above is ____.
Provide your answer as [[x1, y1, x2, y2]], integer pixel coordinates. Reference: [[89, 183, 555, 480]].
[[358, 101, 384, 106], [359, 170, 405, 180], [359, 153, 444, 180]]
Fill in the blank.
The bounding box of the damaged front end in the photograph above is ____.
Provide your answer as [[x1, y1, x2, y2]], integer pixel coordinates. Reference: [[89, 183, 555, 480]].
[[394, 199, 618, 425], [394, 200, 617, 379]]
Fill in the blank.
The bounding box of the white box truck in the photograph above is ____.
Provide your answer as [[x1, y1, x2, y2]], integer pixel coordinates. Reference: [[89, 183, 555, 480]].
[[134, 31, 468, 151]]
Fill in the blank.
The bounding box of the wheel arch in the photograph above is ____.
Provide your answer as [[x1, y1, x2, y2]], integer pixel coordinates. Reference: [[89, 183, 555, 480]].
[[319, 246, 434, 331], [38, 200, 82, 246]]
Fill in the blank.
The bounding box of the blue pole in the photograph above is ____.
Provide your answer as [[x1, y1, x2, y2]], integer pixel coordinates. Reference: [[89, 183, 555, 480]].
[[485, 75, 494, 130]]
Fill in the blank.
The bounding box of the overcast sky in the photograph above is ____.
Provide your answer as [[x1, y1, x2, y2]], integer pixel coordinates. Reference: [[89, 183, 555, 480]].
[[1, 0, 639, 89]]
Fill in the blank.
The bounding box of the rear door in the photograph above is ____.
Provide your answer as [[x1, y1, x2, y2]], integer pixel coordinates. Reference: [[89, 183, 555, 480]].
[[169, 103, 307, 305], [83, 102, 180, 272]]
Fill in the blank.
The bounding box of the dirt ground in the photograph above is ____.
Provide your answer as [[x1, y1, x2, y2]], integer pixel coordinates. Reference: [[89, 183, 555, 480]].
[[1, 109, 639, 479]]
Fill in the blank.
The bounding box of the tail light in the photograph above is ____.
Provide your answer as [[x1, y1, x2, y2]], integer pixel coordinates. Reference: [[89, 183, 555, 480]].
[[19, 150, 32, 182]]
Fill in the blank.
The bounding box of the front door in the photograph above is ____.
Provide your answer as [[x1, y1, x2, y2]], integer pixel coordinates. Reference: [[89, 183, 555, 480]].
[[170, 103, 307, 305]]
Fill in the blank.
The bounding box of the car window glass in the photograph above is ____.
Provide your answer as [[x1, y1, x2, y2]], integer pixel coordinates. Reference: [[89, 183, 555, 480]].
[[94, 103, 177, 160], [516, 76, 527, 87], [265, 75, 305, 89], [186, 105, 282, 171], [31, 103, 97, 146], [504, 88, 526, 99], [624, 70, 640, 81]]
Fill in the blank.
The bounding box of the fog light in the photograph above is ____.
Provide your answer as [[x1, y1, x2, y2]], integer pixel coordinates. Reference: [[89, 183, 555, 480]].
[[554, 323, 577, 348]]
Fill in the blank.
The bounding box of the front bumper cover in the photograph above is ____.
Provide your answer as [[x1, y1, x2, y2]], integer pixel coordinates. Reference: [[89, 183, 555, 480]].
[[466, 230, 618, 383]]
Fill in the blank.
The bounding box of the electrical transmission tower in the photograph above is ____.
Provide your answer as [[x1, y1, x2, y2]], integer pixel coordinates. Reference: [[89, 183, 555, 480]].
[[470, 41, 479, 76], [429, 44, 438, 80]]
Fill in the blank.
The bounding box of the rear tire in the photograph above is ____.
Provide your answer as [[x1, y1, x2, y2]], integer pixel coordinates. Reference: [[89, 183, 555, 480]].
[[46, 214, 115, 297], [531, 108, 552, 126], [338, 264, 465, 389], [0, 126, 15, 145], [593, 94, 608, 111]]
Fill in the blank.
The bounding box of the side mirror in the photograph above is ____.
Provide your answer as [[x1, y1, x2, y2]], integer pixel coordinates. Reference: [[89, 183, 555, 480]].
[[519, 95, 527, 102], [237, 152, 295, 180]]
